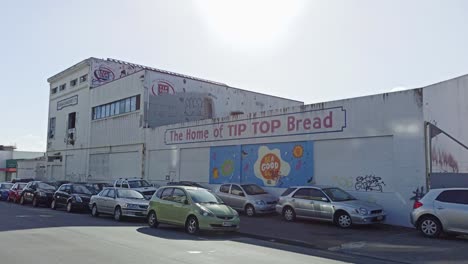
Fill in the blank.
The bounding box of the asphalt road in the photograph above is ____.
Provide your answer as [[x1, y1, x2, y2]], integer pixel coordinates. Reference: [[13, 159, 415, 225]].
[[0, 201, 398, 264]]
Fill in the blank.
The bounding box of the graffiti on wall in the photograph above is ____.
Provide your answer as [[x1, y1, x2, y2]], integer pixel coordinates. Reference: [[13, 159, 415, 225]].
[[410, 186, 426, 201], [209, 141, 313, 187], [431, 147, 459, 173], [354, 174, 385, 192]]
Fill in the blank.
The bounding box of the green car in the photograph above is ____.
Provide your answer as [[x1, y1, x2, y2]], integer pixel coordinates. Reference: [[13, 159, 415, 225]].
[[147, 186, 240, 234]]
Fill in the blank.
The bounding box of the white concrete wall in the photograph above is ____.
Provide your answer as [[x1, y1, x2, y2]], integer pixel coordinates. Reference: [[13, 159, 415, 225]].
[[423, 74, 468, 174], [145, 89, 427, 227]]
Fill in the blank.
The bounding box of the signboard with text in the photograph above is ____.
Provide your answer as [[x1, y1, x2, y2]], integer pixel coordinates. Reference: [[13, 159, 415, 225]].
[[165, 107, 346, 145]]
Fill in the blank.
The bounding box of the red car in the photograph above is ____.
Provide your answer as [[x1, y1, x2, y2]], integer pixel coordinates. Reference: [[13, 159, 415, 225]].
[[8, 182, 28, 203]]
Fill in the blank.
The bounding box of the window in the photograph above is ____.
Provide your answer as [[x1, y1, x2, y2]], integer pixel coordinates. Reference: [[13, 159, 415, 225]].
[[79, 74, 87, 83], [59, 84, 66, 91], [161, 188, 173, 200], [68, 112, 76, 129], [122, 183, 129, 188], [48, 117, 56, 139], [100, 189, 109, 197], [281, 188, 297, 197], [51, 87, 58, 94], [230, 185, 243, 196], [115, 180, 122, 188], [106, 189, 115, 198], [59, 185, 67, 192], [220, 184, 230, 193], [70, 79, 77, 87], [172, 189, 187, 203], [293, 188, 311, 199], [91, 95, 141, 120], [155, 188, 164, 198], [309, 189, 327, 201], [436, 190, 468, 205]]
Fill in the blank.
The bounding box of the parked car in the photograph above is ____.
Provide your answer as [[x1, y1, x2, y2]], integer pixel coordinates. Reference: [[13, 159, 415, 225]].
[[89, 187, 149, 221], [0, 182, 14, 201], [147, 186, 240, 234], [7, 182, 28, 203], [20, 181, 57, 207], [49, 180, 71, 190], [276, 186, 386, 228], [113, 178, 157, 200], [411, 188, 468, 238], [51, 183, 98, 212], [167, 181, 208, 189], [85, 182, 112, 192], [215, 183, 278, 216]]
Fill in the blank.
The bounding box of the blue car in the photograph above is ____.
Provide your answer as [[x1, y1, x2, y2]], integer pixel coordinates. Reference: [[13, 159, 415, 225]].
[[0, 182, 14, 201]]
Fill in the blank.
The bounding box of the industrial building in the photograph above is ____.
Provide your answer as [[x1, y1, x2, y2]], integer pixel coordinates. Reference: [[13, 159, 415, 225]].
[[46, 58, 468, 227]]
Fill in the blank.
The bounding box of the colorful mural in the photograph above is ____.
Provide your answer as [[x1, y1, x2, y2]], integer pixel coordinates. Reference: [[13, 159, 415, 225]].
[[209, 141, 314, 187]]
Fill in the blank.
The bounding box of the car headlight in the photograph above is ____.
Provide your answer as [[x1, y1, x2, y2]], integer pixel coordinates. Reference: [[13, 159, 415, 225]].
[[124, 203, 140, 209], [197, 205, 215, 217], [74, 195, 83, 203], [254, 200, 266, 206], [356, 208, 368, 215]]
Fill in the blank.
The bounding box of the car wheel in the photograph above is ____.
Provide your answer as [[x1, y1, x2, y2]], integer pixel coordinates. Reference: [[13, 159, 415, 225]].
[[245, 204, 256, 217], [335, 211, 352, 228], [51, 199, 57, 210], [91, 204, 99, 217], [114, 206, 122, 221], [418, 216, 442, 238], [283, 206, 296, 222], [66, 202, 73, 213], [147, 211, 159, 228], [32, 196, 38, 207], [185, 216, 199, 235], [19, 195, 25, 205]]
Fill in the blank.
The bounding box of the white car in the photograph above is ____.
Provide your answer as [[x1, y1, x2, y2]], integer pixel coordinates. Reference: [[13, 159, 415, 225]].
[[113, 178, 157, 200]]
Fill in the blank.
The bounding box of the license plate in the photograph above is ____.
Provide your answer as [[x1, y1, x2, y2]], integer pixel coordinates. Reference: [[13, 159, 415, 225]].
[[222, 222, 232, 227], [376, 216, 383, 221]]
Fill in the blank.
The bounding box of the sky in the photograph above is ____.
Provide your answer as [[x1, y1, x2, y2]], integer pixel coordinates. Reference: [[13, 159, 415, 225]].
[[1, 0, 468, 152]]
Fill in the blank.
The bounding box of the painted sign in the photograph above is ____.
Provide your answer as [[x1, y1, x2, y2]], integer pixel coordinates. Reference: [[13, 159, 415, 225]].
[[91, 59, 142, 88], [57, 95, 78, 110], [166, 107, 346, 144], [150, 79, 176, 96], [209, 141, 313, 187]]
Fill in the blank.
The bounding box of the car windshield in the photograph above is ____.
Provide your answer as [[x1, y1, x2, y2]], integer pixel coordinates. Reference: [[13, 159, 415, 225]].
[[117, 189, 145, 199], [1, 184, 13, 189], [72, 185, 97, 195], [18, 183, 27, 189], [38, 182, 56, 190], [128, 180, 151, 188], [323, 188, 356, 202], [187, 189, 224, 204], [241, 184, 267, 195]]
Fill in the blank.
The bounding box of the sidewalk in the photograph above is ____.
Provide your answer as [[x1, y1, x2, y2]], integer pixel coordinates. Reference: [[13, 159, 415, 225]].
[[238, 214, 468, 264]]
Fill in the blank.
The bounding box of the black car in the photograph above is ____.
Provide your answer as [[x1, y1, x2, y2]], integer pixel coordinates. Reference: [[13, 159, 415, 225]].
[[51, 183, 98, 212], [20, 181, 57, 207]]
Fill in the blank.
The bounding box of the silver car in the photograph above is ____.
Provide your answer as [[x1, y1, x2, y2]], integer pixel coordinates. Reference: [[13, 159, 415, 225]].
[[113, 178, 158, 200], [276, 186, 386, 228], [89, 187, 149, 221], [215, 183, 278, 216], [410, 188, 468, 238]]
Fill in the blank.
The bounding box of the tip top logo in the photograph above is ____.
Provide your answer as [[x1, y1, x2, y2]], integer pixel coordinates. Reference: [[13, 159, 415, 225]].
[[151, 80, 175, 96], [93, 66, 115, 83]]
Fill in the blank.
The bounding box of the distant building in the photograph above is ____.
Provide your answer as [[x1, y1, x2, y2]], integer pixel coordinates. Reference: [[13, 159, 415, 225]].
[[0, 145, 44, 181]]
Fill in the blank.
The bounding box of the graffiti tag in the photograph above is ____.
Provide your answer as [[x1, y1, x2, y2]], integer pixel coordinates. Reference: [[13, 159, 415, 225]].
[[355, 174, 385, 192]]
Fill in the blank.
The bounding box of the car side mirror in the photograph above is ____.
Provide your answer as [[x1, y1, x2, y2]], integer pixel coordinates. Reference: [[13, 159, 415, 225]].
[[239, 192, 245, 197], [184, 199, 189, 205]]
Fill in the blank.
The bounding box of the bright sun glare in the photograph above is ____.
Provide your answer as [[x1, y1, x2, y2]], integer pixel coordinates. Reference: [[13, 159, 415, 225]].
[[194, 0, 307, 52]]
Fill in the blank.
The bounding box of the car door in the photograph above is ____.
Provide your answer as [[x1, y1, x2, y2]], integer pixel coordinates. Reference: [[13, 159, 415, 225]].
[[54, 185, 68, 206], [156, 188, 174, 222], [229, 184, 246, 210], [434, 190, 468, 233], [310, 189, 334, 220], [167, 188, 190, 225], [104, 189, 117, 213], [291, 188, 316, 218], [94, 189, 109, 213]]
